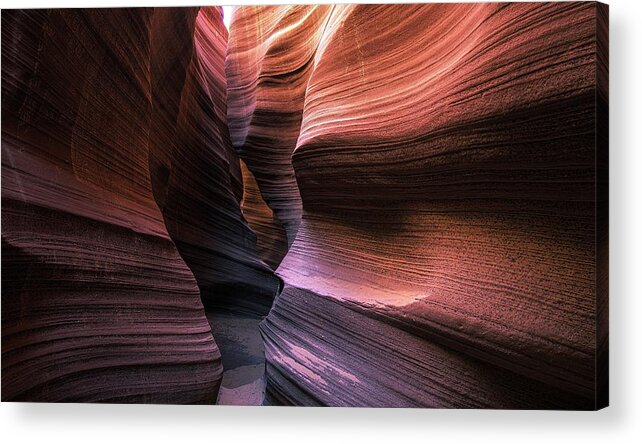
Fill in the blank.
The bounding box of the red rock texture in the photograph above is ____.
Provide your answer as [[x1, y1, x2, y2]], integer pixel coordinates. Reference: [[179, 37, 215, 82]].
[[256, 2, 608, 408], [240, 160, 288, 269], [595, 2, 609, 408], [1, 7, 248, 403], [1, 3, 608, 408], [226, 6, 335, 266], [148, 7, 280, 314]]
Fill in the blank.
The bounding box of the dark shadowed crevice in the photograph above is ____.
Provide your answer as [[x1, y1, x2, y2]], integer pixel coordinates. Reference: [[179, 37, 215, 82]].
[[143, 5, 278, 405], [171, 6, 286, 406]]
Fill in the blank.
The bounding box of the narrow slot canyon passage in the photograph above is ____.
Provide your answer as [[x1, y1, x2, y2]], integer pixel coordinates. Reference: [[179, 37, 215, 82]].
[[1, 3, 607, 408], [192, 5, 304, 406], [204, 158, 289, 405]]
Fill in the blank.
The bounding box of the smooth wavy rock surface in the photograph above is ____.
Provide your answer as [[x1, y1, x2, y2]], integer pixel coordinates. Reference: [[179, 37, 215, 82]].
[[1, 8, 226, 402], [240, 160, 288, 269], [260, 2, 603, 408], [226, 5, 334, 264], [1, 3, 607, 408], [148, 7, 280, 315]]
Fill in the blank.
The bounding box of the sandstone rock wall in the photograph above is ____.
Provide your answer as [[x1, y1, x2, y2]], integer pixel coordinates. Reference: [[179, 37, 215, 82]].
[[250, 2, 603, 408], [226, 5, 336, 267], [149, 7, 280, 315], [1, 7, 267, 402], [1, 3, 607, 408]]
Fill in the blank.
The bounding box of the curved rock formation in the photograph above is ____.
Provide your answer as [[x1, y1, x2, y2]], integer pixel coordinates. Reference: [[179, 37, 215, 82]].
[[1, 3, 607, 408], [149, 7, 279, 315], [260, 2, 603, 408], [1, 8, 230, 403], [226, 5, 334, 266], [240, 160, 288, 269]]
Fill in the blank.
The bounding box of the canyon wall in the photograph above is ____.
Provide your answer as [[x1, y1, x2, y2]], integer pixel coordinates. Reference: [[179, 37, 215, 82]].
[[226, 5, 335, 267], [1, 3, 607, 408], [1, 7, 273, 402], [148, 7, 279, 315], [237, 2, 604, 408]]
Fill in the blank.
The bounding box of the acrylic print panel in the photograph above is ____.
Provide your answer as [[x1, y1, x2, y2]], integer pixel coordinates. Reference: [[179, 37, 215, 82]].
[[1, 2, 608, 409]]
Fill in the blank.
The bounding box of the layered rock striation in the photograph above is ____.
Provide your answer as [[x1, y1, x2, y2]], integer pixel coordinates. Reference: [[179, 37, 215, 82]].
[[226, 5, 335, 267], [257, 2, 605, 408], [1, 7, 277, 403], [2, 3, 607, 408], [1, 8, 221, 402], [240, 160, 288, 270], [149, 7, 280, 315]]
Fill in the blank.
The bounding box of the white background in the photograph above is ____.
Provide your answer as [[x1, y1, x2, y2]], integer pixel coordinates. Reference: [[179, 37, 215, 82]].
[[1, 0, 640, 443]]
